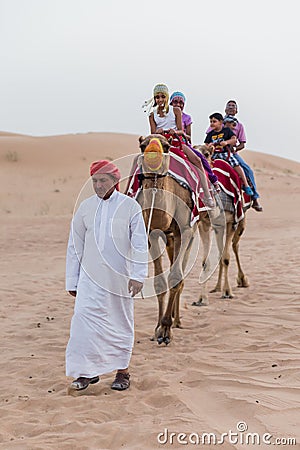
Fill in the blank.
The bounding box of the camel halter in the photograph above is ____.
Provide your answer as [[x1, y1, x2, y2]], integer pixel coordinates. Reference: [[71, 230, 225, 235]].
[[146, 173, 158, 237], [141, 136, 168, 237]]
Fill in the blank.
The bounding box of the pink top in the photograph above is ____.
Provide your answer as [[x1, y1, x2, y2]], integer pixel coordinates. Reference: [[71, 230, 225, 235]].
[[182, 112, 192, 132], [233, 122, 246, 143]]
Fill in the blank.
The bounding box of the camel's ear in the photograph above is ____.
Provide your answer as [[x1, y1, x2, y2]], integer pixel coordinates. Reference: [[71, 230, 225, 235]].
[[139, 136, 146, 153], [160, 137, 171, 153]]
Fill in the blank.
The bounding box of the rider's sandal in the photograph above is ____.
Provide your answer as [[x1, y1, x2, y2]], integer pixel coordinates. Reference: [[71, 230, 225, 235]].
[[242, 186, 254, 196], [251, 200, 263, 212]]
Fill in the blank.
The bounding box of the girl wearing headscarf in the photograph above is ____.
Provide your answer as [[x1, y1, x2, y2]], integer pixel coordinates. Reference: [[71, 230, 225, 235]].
[[143, 83, 181, 134], [170, 91, 192, 141]]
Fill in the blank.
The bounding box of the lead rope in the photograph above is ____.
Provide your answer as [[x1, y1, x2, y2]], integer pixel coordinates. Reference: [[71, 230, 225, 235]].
[[146, 174, 158, 237], [141, 173, 158, 301]]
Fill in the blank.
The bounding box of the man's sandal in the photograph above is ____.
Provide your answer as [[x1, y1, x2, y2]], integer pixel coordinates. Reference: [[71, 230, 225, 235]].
[[69, 376, 100, 391], [111, 372, 130, 391]]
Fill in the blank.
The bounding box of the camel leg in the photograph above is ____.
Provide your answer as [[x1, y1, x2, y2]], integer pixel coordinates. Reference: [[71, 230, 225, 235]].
[[194, 218, 211, 306], [165, 233, 174, 264], [211, 262, 223, 293], [153, 257, 167, 336], [232, 219, 249, 288], [157, 282, 182, 345], [157, 226, 194, 344], [165, 234, 181, 323], [221, 223, 236, 299], [210, 217, 227, 293], [149, 231, 167, 337], [171, 282, 183, 328], [172, 228, 195, 326]]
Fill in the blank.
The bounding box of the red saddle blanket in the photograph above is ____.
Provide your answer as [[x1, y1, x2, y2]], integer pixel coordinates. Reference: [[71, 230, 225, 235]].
[[126, 146, 211, 226], [212, 159, 251, 223]]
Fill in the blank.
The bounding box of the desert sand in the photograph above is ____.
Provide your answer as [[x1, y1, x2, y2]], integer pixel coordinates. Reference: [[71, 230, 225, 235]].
[[0, 132, 299, 449]]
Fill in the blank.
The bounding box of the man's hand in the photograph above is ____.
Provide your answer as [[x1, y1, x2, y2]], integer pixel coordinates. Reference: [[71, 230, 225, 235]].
[[128, 279, 143, 297], [68, 290, 77, 297]]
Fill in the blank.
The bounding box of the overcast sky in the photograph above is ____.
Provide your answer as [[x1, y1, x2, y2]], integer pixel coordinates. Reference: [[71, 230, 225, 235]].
[[0, 0, 299, 161]]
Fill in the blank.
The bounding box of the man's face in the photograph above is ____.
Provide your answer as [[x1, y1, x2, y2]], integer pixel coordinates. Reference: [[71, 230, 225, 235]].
[[225, 102, 237, 116], [92, 173, 115, 199]]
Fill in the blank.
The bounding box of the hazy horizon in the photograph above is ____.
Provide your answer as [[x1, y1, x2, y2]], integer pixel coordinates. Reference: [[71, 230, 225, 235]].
[[1, 0, 299, 162]]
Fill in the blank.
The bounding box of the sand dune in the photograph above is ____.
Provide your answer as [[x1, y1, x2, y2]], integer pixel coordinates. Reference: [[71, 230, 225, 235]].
[[1, 132, 299, 449]]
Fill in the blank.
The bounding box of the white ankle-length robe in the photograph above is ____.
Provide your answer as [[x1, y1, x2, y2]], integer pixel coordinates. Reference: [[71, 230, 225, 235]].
[[65, 190, 148, 378]]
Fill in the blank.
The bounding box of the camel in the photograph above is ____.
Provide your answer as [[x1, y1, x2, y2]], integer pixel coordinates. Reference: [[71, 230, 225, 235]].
[[193, 145, 250, 305], [126, 134, 205, 344]]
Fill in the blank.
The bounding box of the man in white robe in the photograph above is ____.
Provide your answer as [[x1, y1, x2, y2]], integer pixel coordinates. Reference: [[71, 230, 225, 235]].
[[65, 160, 148, 392]]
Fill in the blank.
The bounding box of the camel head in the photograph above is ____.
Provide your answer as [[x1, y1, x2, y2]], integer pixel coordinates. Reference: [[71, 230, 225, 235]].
[[194, 144, 213, 165], [138, 134, 171, 175], [139, 134, 171, 153]]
